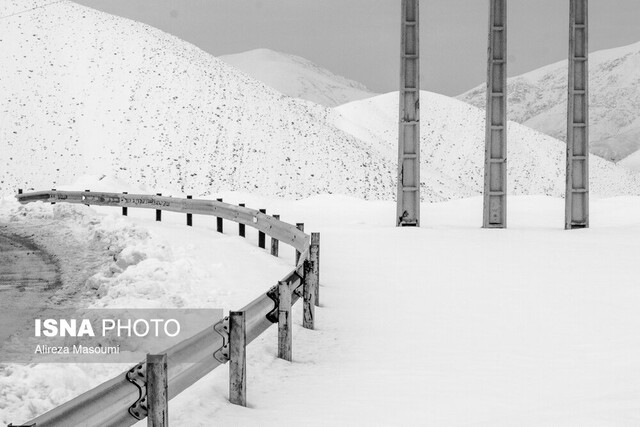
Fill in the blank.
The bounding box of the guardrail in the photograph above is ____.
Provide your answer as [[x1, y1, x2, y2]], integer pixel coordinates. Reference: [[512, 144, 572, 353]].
[[12, 190, 321, 427]]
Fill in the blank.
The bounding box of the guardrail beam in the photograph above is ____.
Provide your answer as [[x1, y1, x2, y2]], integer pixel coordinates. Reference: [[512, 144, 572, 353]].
[[16, 189, 313, 427]]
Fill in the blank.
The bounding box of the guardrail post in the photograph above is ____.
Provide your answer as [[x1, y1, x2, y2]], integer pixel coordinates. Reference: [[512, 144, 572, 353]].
[[295, 223, 304, 264], [278, 281, 292, 361], [156, 193, 162, 222], [229, 311, 247, 407], [186, 195, 193, 226], [258, 209, 266, 248], [147, 353, 168, 427], [84, 189, 90, 206], [311, 233, 320, 307], [238, 204, 246, 237], [122, 192, 128, 216], [51, 188, 56, 205], [217, 198, 224, 233], [303, 260, 315, 330], [271, 215, 280, 257]]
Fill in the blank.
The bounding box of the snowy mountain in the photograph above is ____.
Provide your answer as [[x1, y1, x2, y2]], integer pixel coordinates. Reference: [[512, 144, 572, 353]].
[[0, 1, 395, 200], [219, 48, 375, 107], [333, 92, 640, 198], [458, 41, 640, 163]]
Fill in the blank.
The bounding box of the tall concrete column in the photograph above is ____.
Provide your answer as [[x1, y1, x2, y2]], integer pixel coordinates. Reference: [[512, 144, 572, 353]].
[[483, 0, 507, 228], [397, 0, 421, 227], [565, 0, 589, 229]]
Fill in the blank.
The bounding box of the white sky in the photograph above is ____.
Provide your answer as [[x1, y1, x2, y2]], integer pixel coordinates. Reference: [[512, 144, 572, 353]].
[[72, 0, 640, 96]]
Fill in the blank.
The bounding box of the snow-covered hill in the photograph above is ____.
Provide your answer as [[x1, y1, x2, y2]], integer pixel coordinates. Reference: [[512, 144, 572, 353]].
[[1, 1, 637, 203], [333, 92, 640, 198], [220, 49, 375, 107], [0, 1, 395, 200], [458, 41, 640, 163]]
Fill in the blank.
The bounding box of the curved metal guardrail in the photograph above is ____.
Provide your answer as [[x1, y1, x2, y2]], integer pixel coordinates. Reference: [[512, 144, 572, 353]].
[[14, 190, 318, 427]]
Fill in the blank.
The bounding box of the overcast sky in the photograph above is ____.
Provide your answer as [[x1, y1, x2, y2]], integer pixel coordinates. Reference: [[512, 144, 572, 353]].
[[72, 0, 640, 96]]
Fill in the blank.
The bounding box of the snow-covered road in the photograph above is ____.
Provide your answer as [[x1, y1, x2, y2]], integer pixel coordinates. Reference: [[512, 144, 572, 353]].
[[0, 230, 60, 345]]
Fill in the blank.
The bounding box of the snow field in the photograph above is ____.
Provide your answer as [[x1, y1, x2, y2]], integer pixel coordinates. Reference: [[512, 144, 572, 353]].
[[3, 182, 639, 425], [158, 194, 640, 426]]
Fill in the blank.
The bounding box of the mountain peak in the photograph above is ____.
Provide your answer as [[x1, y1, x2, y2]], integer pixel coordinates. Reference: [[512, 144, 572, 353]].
[[220, 48, 375, 107]]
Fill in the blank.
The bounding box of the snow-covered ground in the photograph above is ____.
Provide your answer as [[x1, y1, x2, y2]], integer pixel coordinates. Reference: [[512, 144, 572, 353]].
[[2, 1, 639, 425], [2, 181, 639, 425]]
